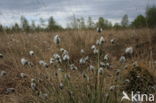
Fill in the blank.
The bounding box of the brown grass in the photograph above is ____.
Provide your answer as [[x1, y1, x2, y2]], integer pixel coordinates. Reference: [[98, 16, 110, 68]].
[[0, 29, 156, 103]]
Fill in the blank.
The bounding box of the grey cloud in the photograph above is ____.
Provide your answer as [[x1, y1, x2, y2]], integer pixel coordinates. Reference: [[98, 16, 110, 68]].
[[0, 0, 156, 26]]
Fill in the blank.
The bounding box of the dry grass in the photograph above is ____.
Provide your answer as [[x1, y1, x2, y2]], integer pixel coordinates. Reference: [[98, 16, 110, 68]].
[[0, 29, 156, 103]]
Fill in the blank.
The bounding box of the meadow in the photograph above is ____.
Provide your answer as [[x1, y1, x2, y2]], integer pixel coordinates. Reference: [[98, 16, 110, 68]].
[[0, 28, 156, 103]]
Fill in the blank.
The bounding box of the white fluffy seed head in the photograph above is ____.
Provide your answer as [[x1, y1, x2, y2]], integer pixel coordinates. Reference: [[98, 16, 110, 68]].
[[31, 82, 36, 90], [96, 40, 100, 45], [53, 53, 62, 63], [93, 49, 99, 54], [39, 60, 45, 65], [70, 64, 78, 70], [98, 68, 104, 75], [110, 39, 115, 44], [0, 53, 3, 58], [20, 73, 27, 78], [125, 46, 133, 55], [29, 50, 34, 56], [39, 60, 48, 68], [109, 85, 116, 91], [31, 78, 36, 82], [49, 58, 54, 64], [53, 35, 61, 45], [39, 92, 48, 99], [99, 36, 105, 44], [80, 49, 85, 54], [63, 54, 70, 61], [91, 45, 96, 50], [89, 65, 95, 71], [104, 54, 109, 61], [96, 27, 103, 33], [6, 88, 15, 93], [79, 58, 86, 64], [21, 58, 28, 65], [119, 56, 126, 64], [0, 71, 7, 77], [60, 48, 65, 52], [59, 82, 64, 89]]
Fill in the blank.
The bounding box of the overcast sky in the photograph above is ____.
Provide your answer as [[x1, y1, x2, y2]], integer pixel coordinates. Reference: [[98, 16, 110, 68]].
[[0, 0, 155, 27]]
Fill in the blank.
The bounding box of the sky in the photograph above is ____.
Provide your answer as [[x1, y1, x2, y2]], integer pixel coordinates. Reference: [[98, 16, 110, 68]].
[[0, 0, 156, 27]]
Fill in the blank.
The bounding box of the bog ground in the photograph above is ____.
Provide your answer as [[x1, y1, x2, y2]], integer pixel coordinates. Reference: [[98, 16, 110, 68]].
[[0, 29, 156, 103]]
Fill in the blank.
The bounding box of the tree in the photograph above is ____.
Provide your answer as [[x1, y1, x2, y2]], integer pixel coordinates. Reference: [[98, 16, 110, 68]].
[[20, 16, 30, 32], [96, 17, 112, 29], [12, 23, 20, 32], [68, 15, 79, 29], [97, 17, 105, 28], [0, 24, 4, 32], [87, 17, 95, 29], [79, 17, 86, 29], [121, 14, 129, 27], [131, 15, 146, 28], [146, 6, 156, 27], [113, 23, 122, 29], [47, 16, 62, 31], [40, 18, 46, 28], [48, 16, 56, 29]]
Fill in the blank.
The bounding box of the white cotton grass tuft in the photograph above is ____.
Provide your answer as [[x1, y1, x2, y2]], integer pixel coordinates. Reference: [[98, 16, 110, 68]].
[[19, 73, 28, 78], [124, 79, 130, 83], [31, 82, 37, 90], [0, 70, 7, 77], [79, 56, 89, 64], [125, 46, 133, 55], [104, 54, 109, 61], [39, 92, 48, 99], [79, 58, 85, 64], [96, 40, 100, 45], [31, 78, 37, 90], [39, 60, 49, 68], [62, 54, 70, 61], [31, 78, 36, 82], [52, 53, 62, 63], [29, 50, 34, 56], [98, 68, 104, 75], [100, 62, 105, 67], [99, 36, 105, 44], [89, 65, 95, 71], [70, 64, 78, 70], [0, 53, 3, 58], [61, 49, 70, 61], [119, 56, 126, 64], [132, 61, 139, 67], [6, 88, 15, 94], [91, 45, 96, 50], [96, 36, 105, 45], [80, 49, 85, 54], [82, 73, 89, 81], [91, 45, 99, 54], [96, 27, 103, 33], [60, 48, 65, 53], [21, 58, 28, 65], [53, 34, 61, 45], [59, 82, 64, 89], [110, 39, 115, 44], [93, 49, 99, 54], [49, 58, 55, 64], [109, 85, 116, 91]]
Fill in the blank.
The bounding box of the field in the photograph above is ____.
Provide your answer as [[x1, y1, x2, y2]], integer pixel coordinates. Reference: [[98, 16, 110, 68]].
[[0, 29, 156, 103]]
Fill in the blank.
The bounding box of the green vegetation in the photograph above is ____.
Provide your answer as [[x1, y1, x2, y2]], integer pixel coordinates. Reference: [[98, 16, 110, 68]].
[[0, 6, 156, 33]]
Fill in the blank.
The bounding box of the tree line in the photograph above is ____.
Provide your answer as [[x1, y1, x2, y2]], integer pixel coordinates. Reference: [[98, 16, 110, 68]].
[[0, 6, 156, 33]]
